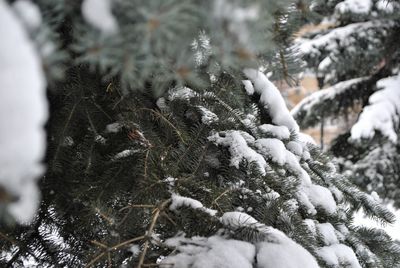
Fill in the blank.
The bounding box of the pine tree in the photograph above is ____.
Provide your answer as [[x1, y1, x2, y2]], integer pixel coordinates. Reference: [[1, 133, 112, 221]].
[[291, 0, 400, 207], [1, 0, 399, 267]]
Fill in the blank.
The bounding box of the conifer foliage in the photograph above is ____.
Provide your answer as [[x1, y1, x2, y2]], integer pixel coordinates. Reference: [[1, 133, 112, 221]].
[[292, 0, 400, 208], [0, 0, 399, 267]]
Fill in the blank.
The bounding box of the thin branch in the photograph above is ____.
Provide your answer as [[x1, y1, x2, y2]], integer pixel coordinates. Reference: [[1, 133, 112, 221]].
[[138, 108, 186, 144], [119, 204, 155, 212], [86, 235, 146, 267], [110, 235, 145, 251], [53, 99, 80, 163], [90, 240, 108, 249], [85, 252, 106, 268], [137, 199, 171, 268]]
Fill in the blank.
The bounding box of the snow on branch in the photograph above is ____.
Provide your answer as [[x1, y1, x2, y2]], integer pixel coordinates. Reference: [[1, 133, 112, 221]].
[[291, 77, 368, 128], [317, 244, 362, 268], [208, 130, 268, 175], [82, 0, 118, 34], [243, 68, 299, 131], [12, 0, 42, 31], [208, 131, 337, 216], [295, 20, 387, 56], [335, 0, 373, 14], [0, 0, 47, 222], [351, 74, 400, 143], [170, 193, 217, 216], [161, 235, 256, 268], [161, 212, 320, 268]]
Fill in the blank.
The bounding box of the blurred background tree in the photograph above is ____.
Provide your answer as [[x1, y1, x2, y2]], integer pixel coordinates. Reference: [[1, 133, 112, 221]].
[[292, 0, 400, 208]]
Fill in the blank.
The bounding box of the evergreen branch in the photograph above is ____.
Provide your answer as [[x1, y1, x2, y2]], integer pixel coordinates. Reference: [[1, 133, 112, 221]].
[[86, 108, 99, 136], [90, 240, 108, 249], [144, 149, 150, 180], [212, 188, 233, 208], [107, 252, 112, 268], [85, 252, 106, 268], [139, 108, 186, 144], [211, 188, 233, 213], [173, 125, 206, 171], [90, 96, 113, 120], [110, 235, 146, 250], [86, 236, 147, 267], [161, 211, 177, 226], [52, 98, 81, 164], [119, 204, 155, 212], [0, 231, 15, 245], [6, 208, 48, 266]]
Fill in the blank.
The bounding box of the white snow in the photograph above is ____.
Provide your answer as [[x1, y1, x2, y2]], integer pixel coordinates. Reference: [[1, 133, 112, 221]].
[[105, 122, 122, 133], [297, 132, 317, 146], [286, 141, 303, 156], [317, 223, 339, 245], [208, 130, 267, 175], [240, 135, 336, 216], [256, 238, 319, 268], [258, 124, 290, 140], [242, 80, 255, 95], [81, 0, 118, 34], [208, 129, 337, 216], [128, 244, 140, 256], [220, 211, 262, 230], [303, 219, 317, 235], [351, 74, 400, 143], [94, 135, 106, 144], [254, 138, 287, 165], [335, 0, 373, 14], [291, 77, 367, 119], [168, 86, 197, 101], [0, 0, 47, 222], [13, 0, 42, 31], [318, 56, 332, 72], [296, 21, 377, 55], [317, 244, 362, 268], [112, 149, 140, 160], [221, 212, 320, 268], [304, 184, 337, 215], [170, 194, 217, 216], [376, 0, 396, 12], [161, 235, 256, 268], [243, 68, 299, 131], [253, 138, 311, 183], [197, 106, 219, 125], [162, 212, 320, 268]]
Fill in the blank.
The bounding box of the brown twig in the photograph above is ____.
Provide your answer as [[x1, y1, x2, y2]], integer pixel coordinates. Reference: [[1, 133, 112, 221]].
[[85, 252, 106, 268], [90, 240, 108, 249], [137, 199, 171, 268], [110, 235, 145, 251], [138, 108, 186, 144], [119, 204, 155, 212], [86, 235, 146, 267], [212, 188, 232, 208]]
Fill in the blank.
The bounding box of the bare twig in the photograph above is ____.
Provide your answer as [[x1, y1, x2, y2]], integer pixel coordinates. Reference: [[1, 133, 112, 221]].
[[86, 235, 146, 267], [137, 199, 171, 268], [119, 204, 155, 212], [85, 252, 106, 268]]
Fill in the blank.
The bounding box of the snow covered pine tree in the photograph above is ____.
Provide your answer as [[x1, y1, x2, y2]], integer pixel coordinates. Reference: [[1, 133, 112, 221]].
[[0, 0, 399, 267], [292, 0, 400, 208]]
